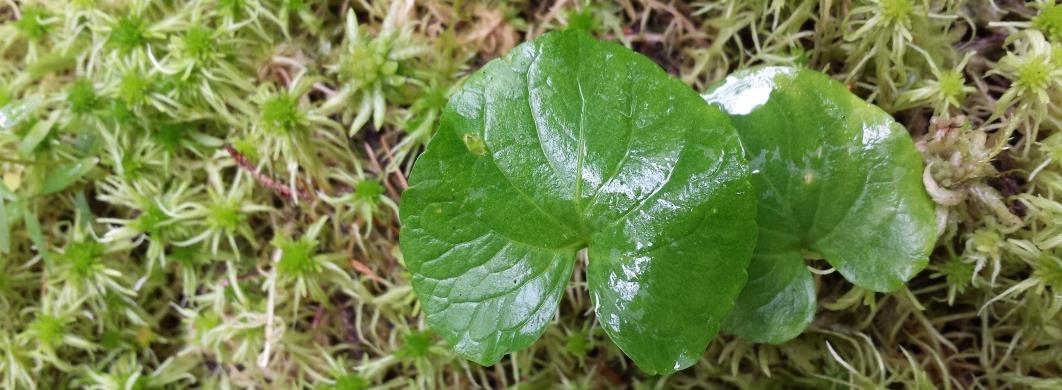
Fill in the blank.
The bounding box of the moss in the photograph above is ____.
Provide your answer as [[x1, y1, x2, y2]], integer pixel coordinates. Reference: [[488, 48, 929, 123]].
[[1, 0, 1060, 388], [339, 42, 397, 86], [1015, 57, 1054, 91], [153, 122, 188, 153], [29, 314, 66, 348], [230, 137, 260, 161], [259, 93, 305, 134], [565, 8, 599, 32], [564, 333, 590, 357], [354, 180, 384, 201], [67, 78, 101, 115], [106, 99, 138, 126], [217, 0, 247, 18], [880, 0, 914, 24], [15, 6, 50, 41], [396, 330, 434, 359], [936, 254, 974, 292], [118, 71, 152, 106], [182, 25, 216, 63], [1033, 2, 1062, 42], [1032, 255, 1062, 290], [330, 374, 369, 390], [274, 236, 319, 277], [170, 246, 207, 267], [936, 70, 966, 101], [132, 203, 171, 238], [109, 16, 148, 54], [207, 199, 244, 233], [60, 240, 105, 278]]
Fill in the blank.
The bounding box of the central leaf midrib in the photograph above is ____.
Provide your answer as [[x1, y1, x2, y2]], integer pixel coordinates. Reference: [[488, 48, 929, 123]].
[[584, 61, 636, 213], [477, 75, 577, 239], [511, 40, 686, 252], [573, 75, 589, 234]]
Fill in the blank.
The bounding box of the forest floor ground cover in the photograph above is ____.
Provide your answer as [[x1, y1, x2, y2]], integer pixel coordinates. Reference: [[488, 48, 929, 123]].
[[1, 0, 1061, 388]]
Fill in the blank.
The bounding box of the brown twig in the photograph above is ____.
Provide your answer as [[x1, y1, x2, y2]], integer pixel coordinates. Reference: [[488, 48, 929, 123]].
[[349, 257, 381, 282], [312, 82, 337, 96], [224, 144, 314, 202]]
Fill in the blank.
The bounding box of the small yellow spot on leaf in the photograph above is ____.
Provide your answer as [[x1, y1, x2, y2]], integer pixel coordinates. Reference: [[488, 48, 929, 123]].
[[463, 133, 486, 156]]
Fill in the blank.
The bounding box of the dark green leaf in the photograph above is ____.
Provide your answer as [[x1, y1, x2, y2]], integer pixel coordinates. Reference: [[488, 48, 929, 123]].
[[703, 67, 936, 343], [401, 30, 756, 374]]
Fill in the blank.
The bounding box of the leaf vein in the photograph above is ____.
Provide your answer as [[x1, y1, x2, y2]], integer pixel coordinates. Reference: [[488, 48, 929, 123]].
[[585, 62, 637, 212]]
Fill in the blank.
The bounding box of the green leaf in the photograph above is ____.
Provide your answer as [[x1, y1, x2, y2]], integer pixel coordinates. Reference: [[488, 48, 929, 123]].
[[703, 67, 936, 343], [18, 111, 56, 156], [0, 96, 41, 131], [21, 202, 50, 262], [39, 157, 99, 196], [74, 190, 95, 229], [401, 30, 756, 374], [27, 51, 76, 80]]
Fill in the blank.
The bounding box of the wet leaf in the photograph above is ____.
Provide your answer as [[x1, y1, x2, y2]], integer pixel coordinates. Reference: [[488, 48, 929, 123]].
[[0, 96, 41, 131], [401, 30, 756, 374], [704, 67, 936, 343]]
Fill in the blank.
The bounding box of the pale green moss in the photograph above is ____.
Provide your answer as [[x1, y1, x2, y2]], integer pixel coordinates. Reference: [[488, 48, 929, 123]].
[[0, 0, 1058, 388]]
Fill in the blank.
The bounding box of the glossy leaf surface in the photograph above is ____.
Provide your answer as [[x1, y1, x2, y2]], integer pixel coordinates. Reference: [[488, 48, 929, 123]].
[[401, 30, 756, 374], [0, 96, 39, 131], [703, 67, 936, 343]]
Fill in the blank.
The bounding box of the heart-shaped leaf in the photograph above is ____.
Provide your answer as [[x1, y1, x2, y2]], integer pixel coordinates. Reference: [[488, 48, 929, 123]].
[[703, 67, 936, 344], [400, 30, 756, 374]]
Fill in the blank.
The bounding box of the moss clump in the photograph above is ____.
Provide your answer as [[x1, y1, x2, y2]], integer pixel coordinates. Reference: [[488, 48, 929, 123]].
[[67, 78, 101, 115], [1033, 2, 1062, 42], [259, 93, 306, 135], [28, 314, 66, 348], [132, 203, 171, 238], [153, 122, 188, 152], [60, 240, 105, 278], [108, 16, 148, 53], [118, 71, 152, 106], [274, 236, 319, 277], [880, 0, 914, 24], [181, 25, 216, 63], [14, 6, 50, 41]]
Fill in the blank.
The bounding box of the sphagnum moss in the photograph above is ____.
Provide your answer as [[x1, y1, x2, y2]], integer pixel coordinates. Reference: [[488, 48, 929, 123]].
[[1, 0, 1061, 388]]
